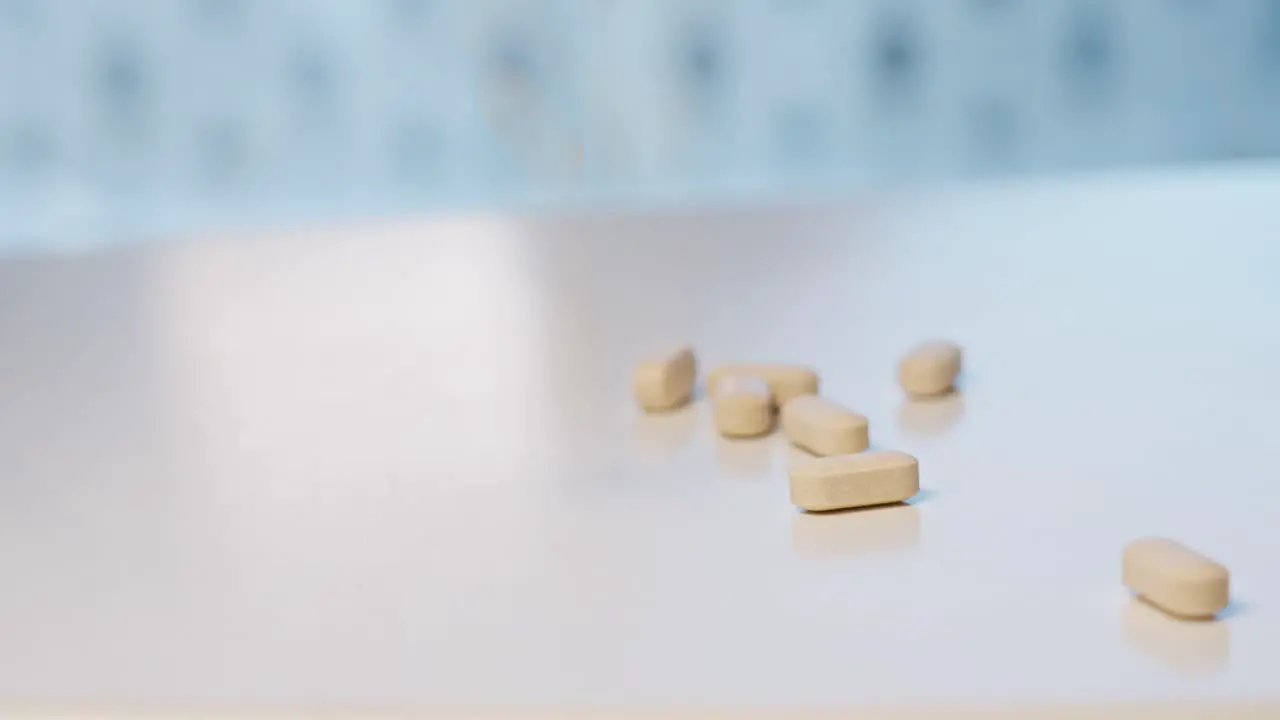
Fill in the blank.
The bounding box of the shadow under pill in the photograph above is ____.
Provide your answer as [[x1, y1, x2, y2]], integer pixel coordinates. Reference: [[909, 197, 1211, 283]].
[[906, 488, 937, 505], [1215, 601, 1250, 621], [1122, 596, 1230, 675], [790, 502, 921, 558], [897, 391, 965, 438]]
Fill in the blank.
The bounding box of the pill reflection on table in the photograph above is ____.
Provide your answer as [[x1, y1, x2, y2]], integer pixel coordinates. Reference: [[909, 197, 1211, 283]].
[[631, 403, 699, 458], [1122, 597, 1229, 675], [790, 502, 921, 558], [714, 433, 775, 479], [897, 392, 965, 438]]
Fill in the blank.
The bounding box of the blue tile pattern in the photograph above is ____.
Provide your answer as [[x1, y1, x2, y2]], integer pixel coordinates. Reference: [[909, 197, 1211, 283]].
[[1, 0, 1279, 242]]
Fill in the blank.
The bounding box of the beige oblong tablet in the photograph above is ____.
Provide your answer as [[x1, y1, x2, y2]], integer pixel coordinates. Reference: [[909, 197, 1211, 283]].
[[633, 346, 697, 412], [898, 341, 962, 397], [1123, 538, 1230, 619], [713, 375, 774, 438], [789, 451, 919, 512], [707, 364, 819, 406], [781, 396, 869, 456]]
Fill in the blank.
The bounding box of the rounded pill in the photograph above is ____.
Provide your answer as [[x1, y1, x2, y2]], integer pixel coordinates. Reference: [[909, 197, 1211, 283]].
[[789, 450, 919, 512], [898, 341, 962, 397], [633, 347, 697, 412], [781, 396, 869, 456], [1122, 538, 1230, 619], [713, 375, 775, 438]]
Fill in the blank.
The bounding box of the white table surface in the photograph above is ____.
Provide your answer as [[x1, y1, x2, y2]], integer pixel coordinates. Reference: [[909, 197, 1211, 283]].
[[3, 166, 1280, 718]]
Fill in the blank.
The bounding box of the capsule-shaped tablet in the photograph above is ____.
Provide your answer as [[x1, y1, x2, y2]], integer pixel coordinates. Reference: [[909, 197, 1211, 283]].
[[713, 376, 775, 438], [789, 451, 919, 512], [1122, 538, 1230, 619], [898, 341, 962, 397], [781, 396, 869, 456], [707, 364, 819, 406], [633, 346, 697, 412]]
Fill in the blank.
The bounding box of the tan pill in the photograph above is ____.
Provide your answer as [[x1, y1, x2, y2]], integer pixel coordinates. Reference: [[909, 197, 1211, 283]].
[[633, 346, 697, 412], [898, 341, 962, 397], [707, 364, 819, 406], [789, 450, 919, 512], [1123, 538, 1230, 619], [713, 375, 775, 438], [781, 396, 869, 456]]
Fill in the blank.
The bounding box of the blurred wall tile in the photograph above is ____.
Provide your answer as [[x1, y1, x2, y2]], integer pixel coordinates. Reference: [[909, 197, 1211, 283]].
[[0, 0, 1277, 244]]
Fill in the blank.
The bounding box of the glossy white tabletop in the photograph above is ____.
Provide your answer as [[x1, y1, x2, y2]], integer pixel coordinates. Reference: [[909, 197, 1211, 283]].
[[2, 166, 1280, 718]]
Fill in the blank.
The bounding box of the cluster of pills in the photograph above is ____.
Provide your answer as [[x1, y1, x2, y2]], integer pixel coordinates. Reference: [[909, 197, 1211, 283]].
[[634, 343, 1232, 621], [633, 345, 954, 512]]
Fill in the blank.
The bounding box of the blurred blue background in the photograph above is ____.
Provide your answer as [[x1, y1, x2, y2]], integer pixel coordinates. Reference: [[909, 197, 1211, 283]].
[[4, 0, 1280, 249]]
